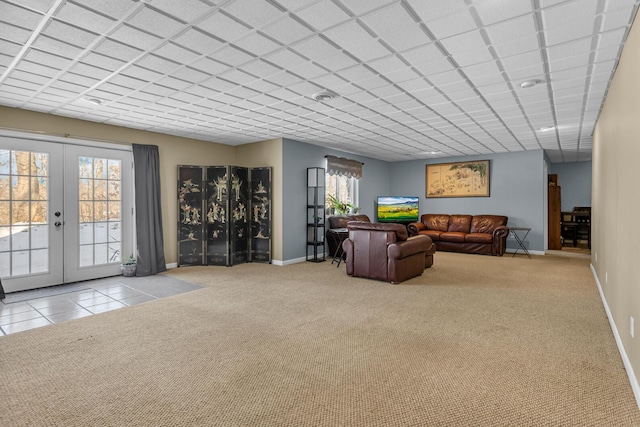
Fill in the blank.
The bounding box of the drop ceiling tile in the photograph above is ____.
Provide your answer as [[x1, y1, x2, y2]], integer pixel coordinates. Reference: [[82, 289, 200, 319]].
[[2, 2, 44, 29], [218, 68, 258, 85], [547, 54, 590, 73], [602, 5, 638, 31], [485, 14, 537, 46], [197, 11, 252, 42], [288, 61, 329, 80], [233, 32, 282, 57], [323, 21, 385, 60], [260, 15, 315, 45], [291, 36, 341, 61], [412, 46, 445, 70], [211, 45, 255, 66], [542, 0, 598, 46], [473, 0, 533, 25], [0, 20, 35, 44], [146, 0, 212, 23], [505, 65, 545, 83], [296, 0, 352, 31], [224, 0, 284, 28], [362, 3, 428, 52], [491, 34, 540, 58], [546, 38, 592, 62], [463, 60, 504, 84], [405, 0, 467, 22], [314, 51, 359, 71], [242, 78, 280, 93], [136, 54, 181, 74], [60, 71, 101, 87], [127, 7, 184, 38], [119, 64, 163, 83], [32, 35, 84, 59], [172, 28, 224, 55], [189, 56, 230, 75], [43, 20, 100, 50], [154, 43, 200, 64], [95, 38, 144, 62], [170, 66, 212, 84], [77, 0, 135, 21], [594, 43, 623, 63], [424, 9, 477, 39], [440, 30, 494, 66], [81, 52, 127, 72], [23, 48, 72, 70], [262, 48, 309, 70], [110, 24, 162, 51]]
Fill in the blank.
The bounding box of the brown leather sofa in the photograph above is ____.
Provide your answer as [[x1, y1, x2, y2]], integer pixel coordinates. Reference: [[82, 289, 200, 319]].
[[342, 221, 436, 284], [326, 214, 370, 260], [408, 214, 509, 256]]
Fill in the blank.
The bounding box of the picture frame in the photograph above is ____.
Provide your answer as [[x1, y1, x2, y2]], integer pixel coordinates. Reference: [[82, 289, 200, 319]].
[[425, 160, 490, 198]]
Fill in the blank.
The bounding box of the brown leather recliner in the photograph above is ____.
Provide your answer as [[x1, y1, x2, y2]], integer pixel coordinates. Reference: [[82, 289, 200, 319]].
[[342, 221, 435, 284], [326, 214, 370, 260]]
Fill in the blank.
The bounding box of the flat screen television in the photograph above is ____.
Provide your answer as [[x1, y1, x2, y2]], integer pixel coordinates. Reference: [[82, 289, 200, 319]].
[[376, 196, 419, 223]]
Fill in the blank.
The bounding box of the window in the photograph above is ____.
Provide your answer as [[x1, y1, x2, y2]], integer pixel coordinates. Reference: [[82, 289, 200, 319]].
[[325, 155, 361, 214], [325, 173, 358, 211]]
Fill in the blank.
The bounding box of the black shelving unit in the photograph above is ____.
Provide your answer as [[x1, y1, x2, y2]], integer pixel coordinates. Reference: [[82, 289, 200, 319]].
[[306, 167, 325, 262]]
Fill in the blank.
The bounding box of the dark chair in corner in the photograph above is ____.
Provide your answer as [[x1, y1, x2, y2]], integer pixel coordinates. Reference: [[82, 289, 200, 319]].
[[342, 221, 435, 284], [326, 214, 370, 262]]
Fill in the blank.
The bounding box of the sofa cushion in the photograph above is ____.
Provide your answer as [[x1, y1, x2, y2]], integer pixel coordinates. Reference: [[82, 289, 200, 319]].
[[465, 233, 493, 244], [420, 230, 443, 241], [470, 215, 508, 234], [440, 231, 466, 243], [422, 214, 449, 232], [448, 215, 472, 233]]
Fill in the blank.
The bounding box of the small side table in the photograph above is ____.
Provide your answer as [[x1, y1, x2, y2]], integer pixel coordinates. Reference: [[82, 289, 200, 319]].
[[509, 227, 531, 258], [327, 228, 349, 267]]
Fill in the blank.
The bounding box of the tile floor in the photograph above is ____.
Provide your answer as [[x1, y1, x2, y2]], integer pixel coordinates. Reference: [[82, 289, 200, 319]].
[[0, 274, 202, 336]]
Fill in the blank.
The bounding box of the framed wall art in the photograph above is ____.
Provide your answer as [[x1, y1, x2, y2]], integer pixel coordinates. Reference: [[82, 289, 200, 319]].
[[425, 160, 490, 198]]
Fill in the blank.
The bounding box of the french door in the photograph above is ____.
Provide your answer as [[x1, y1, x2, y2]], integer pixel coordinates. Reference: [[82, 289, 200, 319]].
[[0, 136, 132, 293]]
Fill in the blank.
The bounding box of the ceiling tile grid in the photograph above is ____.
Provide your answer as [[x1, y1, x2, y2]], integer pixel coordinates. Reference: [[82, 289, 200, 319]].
[[0, 0, 639, 162]]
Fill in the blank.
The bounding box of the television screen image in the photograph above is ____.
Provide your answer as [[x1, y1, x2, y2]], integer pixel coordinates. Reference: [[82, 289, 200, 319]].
[[377, 196, 419, 223]]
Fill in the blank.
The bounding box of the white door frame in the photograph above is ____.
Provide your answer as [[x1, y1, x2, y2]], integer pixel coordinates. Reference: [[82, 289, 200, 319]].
[[0, 130, 134, 292]]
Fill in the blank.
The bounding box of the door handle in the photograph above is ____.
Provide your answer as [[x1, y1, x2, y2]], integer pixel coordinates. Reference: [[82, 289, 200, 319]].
[[54, 221, 62, 227]]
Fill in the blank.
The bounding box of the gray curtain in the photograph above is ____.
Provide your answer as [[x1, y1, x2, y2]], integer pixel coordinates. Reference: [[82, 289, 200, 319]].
[[132, 144, 166, 276]]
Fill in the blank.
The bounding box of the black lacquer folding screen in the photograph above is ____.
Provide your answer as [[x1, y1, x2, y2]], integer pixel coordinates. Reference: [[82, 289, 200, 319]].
[[178, 165, 271, 267]]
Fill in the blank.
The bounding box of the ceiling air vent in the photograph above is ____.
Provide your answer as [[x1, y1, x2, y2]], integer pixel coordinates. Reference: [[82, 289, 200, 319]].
[[312, 90, 338, 102]]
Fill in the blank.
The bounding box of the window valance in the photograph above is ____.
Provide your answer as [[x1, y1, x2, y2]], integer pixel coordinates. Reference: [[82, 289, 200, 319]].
[[326, 155, 363, 179]]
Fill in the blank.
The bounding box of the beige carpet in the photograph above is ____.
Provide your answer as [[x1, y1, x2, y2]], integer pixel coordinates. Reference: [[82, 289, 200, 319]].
[[1, 252, 639, 426]]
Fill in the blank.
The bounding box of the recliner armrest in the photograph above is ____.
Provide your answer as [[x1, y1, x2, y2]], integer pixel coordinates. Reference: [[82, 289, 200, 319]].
[[407, 222, 425, 236], [388, 237, 426, 260]]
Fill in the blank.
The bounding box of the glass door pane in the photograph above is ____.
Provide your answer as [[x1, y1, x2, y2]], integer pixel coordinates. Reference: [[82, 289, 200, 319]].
[[0, 137, 63, 292]]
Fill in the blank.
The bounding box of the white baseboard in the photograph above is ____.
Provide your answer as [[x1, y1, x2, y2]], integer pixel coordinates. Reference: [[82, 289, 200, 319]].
[[504, 248, 545, 256], [276, 254, 327, 266], [591, 263, 640, 410], [165, 257, 326, 268]]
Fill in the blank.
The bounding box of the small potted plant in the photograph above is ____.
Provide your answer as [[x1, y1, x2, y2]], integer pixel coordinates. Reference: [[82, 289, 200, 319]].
[[121, 254, 137, 277]]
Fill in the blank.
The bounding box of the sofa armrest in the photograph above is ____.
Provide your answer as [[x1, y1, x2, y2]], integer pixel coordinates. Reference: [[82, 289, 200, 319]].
[[492, 225, 510, 256], [407, 221, 425, 236], [388, 237, 426, 260]]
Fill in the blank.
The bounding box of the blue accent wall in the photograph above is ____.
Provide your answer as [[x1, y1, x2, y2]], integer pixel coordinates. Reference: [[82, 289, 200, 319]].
[[282, 140, 556, 260], [549, 161, 592, 211], [388, 150, 547, 253], [282, 138, 390, 260]]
